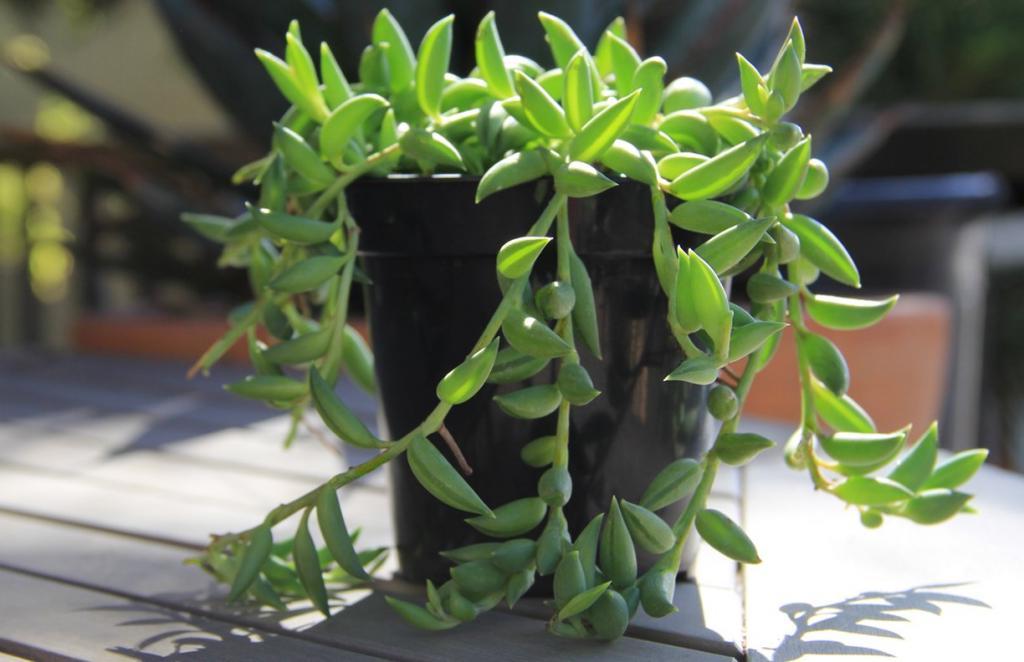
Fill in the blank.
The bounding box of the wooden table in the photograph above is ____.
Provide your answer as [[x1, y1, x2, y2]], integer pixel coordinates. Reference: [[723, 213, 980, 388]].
[[0, 353, 1019, 660]]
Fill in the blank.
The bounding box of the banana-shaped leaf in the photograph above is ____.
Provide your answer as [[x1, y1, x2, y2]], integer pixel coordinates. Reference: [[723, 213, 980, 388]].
[[407, 434, 492, 517]]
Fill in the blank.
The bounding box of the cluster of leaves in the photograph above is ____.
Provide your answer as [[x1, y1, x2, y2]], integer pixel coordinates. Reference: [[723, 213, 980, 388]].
[[184, 9, 987, 640]]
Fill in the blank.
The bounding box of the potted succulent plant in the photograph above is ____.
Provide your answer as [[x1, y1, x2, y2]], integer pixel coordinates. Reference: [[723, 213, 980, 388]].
[[184, 10, 988, 640]]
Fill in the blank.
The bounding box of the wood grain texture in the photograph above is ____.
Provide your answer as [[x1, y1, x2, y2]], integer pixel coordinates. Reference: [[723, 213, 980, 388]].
[[0, 568, 378, 661], [0, 513, 721, 661], [0, 352, 740, 659]]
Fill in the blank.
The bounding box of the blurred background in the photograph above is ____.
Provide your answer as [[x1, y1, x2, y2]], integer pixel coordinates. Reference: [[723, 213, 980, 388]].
[[1, 0, 1022, 471]]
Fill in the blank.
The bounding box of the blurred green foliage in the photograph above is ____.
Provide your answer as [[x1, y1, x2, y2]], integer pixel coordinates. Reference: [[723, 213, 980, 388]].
[[799, 0, 1024, 101]]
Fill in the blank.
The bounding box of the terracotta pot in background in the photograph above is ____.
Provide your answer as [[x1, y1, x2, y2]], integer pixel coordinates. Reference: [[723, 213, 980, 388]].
[[743, 293, 952, 434]]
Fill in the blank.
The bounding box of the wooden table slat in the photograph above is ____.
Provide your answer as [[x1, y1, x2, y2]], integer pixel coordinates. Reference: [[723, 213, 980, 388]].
[[0, 513, 724, 661], [0, 568, 381, 661]]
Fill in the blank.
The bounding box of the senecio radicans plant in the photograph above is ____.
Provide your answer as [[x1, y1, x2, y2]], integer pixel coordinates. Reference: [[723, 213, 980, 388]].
[[184, 11, 988, 640]]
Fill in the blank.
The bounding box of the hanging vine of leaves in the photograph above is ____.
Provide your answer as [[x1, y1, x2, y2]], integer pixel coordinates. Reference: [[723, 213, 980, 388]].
[[183, 10, 986, 639]]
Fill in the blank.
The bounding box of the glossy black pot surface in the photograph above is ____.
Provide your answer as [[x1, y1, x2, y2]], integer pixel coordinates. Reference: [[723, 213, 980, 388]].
[[350, 175, 714, 585]]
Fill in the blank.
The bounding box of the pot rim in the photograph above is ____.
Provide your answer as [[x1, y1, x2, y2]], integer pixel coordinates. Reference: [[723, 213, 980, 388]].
[[356, 173, 482, 184]]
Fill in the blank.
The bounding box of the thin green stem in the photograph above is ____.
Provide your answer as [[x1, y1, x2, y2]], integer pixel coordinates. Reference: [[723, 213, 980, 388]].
[[207, 192, 568, 557], [307, 144, 401, 219], [671, 455, 719, 537], [553, 199, 574, 469], [321, 222, 359, 385], [556, 202, 572, 283], [787, 289, 830, 490], [187, 301, 263, 378]]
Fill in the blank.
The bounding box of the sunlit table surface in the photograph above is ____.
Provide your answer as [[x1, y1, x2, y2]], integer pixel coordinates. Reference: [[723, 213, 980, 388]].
[[0, 351, 1019, 661]]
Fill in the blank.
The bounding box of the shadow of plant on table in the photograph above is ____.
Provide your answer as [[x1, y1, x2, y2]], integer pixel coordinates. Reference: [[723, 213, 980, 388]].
[[748, 582, 990, 661], [87, 600, 340, 660]]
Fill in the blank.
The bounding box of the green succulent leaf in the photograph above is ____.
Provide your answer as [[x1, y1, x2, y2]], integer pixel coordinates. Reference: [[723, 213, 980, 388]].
[[320, 94, 389, 161], [599, 140, 658, 186], [619, 500, 675, 554], [496, 236, 551, 279], [262, 328, 332, 365], [657, 152, 708, 180], [569, 250, 602, 358], [386, 596, 459, 630], [569, 91, 641, 163], [563, 50, 594, 132], [501, 309, 571, 359], [293, 508, 330, 615], [811, 379, 876, 434], [408, 434, 492, 517], [715, 432, 775, 466], [589, 589, 630, 640], [594, 17, 627, 78], [557, 582, 612, 622], [553, 550, 587, 608], [806, 294, 899, 330], [696, 217, 775, 274], [639, 458, 703, 511], [520, 435, 557, 468], [274, 125, 334, 188], [689, 250, 732, 358], [782, 214, 860, 288], [599, 498, 637, 589], [226, 375, 306, 402], [398, 128, 464, 169], [557, 362, 601, 405], [921, 449, 988, 491], [801, 63, 833, 92], [227, 525, 273, 602], [493, 384, 563, 419], [256, 48, 327, 122], [439, 542, 501, 563], [665, 354, 721, 386], [252, 207, 337, 244], [887, 423, 939, 491], [819, 430, 907, 467], [553, 161, 617, 198], [269, 255, 345, 293], [800, 332, 849, 396], [572, 513, 605, 587], [514, 70, 571, 138], [630, 57, 667, 126], [320, 43, 352, 109], [695, 509, 761, 564], [450, 559, 506, 599], [475, 12, 513, 98], [669, 200, 752, 234], [371, 9, 416, 92], [476, 149, 550, 202], [317, 487, 371, 580], [488, 347, 549, 384], [416, 15, 454, 118], [536, 507, 571, 575], [437, 338, 500, 405], [606, 33, 641, 96], [465, 497, 547, 538], [762, 136, 812, 206], [832, 476, 914, 506], [659, 110, 717, 154], [747, 272, 798, 304], [736, 53, 767, 116], [667, 135, 766, 200], [901, 489, 972, 524]]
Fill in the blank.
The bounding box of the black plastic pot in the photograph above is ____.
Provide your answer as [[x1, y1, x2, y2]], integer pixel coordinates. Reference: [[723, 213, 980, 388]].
[[351, 175, 714, 586]]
